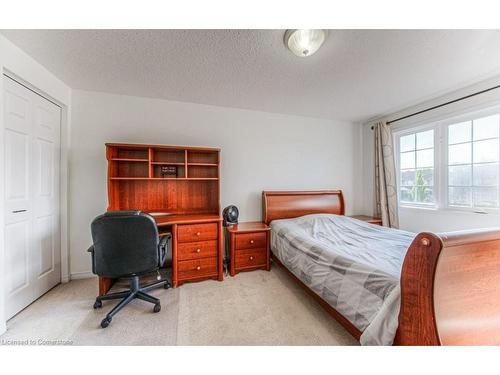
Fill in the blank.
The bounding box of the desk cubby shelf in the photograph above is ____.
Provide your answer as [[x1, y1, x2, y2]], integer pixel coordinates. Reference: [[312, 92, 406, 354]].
[[151, 162, 185, 165], [109, 177, 219, 181], [111, 158, 149, 162], [106, 143, 220, 213]]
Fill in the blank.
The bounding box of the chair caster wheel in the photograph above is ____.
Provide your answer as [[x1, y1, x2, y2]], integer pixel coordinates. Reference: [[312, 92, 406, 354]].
[[93, 300, 102, 309], [101, 317, 112, 328], [153, 303, 161, 313], [164, 282, 171, 289]]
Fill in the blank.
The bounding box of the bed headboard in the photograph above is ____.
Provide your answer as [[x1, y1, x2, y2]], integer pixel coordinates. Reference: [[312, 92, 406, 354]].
[[262, 190, 345, 224]]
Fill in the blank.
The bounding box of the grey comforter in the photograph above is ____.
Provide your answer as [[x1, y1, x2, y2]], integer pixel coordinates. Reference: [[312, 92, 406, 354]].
[[270, 214, 416, 345]]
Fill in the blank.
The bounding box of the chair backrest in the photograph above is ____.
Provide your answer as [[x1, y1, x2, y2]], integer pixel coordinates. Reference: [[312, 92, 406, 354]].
[[90, 211, 159, 278]]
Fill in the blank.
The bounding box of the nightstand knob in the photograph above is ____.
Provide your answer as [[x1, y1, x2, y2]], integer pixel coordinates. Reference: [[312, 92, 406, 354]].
[[196, 266, 201, 270], [196, 232, 201, 236], [196, 248, 201, 253], [250, 240, 254, 244], [249, 256, 254, 260]]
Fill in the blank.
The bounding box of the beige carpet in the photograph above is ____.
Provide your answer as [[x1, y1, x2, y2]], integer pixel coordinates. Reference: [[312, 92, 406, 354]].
[[1, 266, 357, 345]]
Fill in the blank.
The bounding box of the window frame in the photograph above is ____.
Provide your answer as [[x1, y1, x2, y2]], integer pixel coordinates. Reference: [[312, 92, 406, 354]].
[[394, 104, 500, 214], [395, 124, 439, 209]]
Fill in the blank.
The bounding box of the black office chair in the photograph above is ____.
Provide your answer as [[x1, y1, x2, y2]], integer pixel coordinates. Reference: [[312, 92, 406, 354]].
[[88, 211, 171, 328]]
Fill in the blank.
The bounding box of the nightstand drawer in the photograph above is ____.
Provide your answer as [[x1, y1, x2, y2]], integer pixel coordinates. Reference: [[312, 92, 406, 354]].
[[235, 248, 267, 269], [178, 240, 217, 260], [177, 223, 218, 243], [235, 232, 267, 250], [178, 257, 218, 279]]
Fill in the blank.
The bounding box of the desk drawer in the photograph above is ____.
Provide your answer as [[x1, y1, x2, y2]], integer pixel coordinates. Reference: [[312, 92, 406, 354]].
[[177, 223, 218, 243], [234, 232, 267, 250], [178, 240, 217, 260], [178, 257, 218, 279], [235, 248, 267, 269]]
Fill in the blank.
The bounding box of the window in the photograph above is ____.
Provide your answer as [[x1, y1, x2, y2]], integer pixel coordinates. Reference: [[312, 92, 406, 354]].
[[396, 109, 500, 212], [447, 115, 500, 209], [398, 129, 434, 205]]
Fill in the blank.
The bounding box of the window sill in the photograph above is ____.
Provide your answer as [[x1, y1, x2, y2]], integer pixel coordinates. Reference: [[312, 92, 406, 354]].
[[399, 204, 437, 211], [399, 205, 500, 216]]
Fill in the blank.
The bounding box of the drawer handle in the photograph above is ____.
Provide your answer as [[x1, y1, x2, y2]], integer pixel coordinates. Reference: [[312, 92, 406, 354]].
[[196, 266, 201, 270], [249, 256, 254, 261], [196, 232, 201, 236], [12, 209, 27, 214], [196, 248, 201, 253], [250, 240, 254, 244]]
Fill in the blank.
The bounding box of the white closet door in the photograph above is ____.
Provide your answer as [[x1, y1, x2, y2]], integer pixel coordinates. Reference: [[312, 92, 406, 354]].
[[3, 76, 61, 319], [32, 90, 61, 298], [4, 76, 33, 318]]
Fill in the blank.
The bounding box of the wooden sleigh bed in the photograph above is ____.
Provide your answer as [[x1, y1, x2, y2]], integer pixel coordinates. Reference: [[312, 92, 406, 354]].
[[262, 190, 500, 345]]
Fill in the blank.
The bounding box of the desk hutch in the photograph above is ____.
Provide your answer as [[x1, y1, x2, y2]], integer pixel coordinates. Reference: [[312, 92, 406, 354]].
[[100, 143, 223, 295]]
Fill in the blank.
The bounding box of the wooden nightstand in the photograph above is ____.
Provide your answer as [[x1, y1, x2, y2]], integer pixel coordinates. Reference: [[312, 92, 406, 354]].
[[349, 215, 383, 226], [227, 222, 271, 276]]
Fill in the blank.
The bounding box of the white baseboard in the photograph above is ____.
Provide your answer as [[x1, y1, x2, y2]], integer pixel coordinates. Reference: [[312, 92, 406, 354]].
[[70, 271, 96, 280]]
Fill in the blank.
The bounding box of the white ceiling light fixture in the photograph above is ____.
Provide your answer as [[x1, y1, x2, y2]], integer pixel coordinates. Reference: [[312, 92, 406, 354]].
[[284, 29, 327, 57]]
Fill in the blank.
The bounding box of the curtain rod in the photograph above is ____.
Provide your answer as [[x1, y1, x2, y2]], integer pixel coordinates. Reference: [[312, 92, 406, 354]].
[[370, 84, 500, 130]]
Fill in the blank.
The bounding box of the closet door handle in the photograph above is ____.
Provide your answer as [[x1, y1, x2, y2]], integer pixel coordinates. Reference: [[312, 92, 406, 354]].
[[12, 209, 27, 214]]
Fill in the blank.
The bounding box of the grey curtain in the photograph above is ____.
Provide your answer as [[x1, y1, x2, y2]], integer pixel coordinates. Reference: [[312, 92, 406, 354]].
[[374, 121, 399, 228]]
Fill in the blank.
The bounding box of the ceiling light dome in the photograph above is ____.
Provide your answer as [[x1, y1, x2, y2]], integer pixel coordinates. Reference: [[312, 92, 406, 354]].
[[284, 29, 327, 57]]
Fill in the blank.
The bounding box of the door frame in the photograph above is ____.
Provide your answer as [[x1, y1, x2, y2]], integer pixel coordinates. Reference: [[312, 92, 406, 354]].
[[0, 70, 70, 330]]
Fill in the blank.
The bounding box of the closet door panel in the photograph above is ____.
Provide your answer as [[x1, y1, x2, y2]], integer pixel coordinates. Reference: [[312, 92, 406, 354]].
[[5, 222, 31, 293], [3, 76, 62, 318], [4, 79, 31, 225], [3, 77, 34, 318], [32, 94, 61, 296]]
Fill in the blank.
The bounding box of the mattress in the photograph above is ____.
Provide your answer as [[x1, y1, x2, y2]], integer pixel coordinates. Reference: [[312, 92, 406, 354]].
[[270, 214, 416, 345]]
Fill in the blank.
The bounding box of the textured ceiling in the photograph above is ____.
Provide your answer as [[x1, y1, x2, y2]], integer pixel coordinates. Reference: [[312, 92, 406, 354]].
[[2, 29, 500, 122]]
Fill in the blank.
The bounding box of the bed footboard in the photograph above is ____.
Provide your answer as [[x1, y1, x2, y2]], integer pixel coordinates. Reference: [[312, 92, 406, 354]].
[[395, 229, 500, 345]]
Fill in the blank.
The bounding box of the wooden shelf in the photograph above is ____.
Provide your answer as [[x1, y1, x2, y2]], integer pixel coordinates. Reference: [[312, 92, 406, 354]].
[[110, 177, 150, 180], [111, 158, 148, 162], [150, 177, 187, 180], [106, 143, 220, 213], [184, 178, 219, 181], [110, 177, 219, 181], [187, 163, 218, 167], [151, 162, 185, 165]]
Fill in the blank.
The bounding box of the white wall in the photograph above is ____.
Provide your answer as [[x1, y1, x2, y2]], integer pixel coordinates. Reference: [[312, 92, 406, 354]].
[[69, 90, 359, 277], [360, 75, 500, 233], [0, 35, 72, 334]]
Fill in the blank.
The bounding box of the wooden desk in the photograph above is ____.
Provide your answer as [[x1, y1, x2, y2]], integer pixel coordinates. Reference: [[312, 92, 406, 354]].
[[99, 143, 224, 295], [98, 215, 224, 295]]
